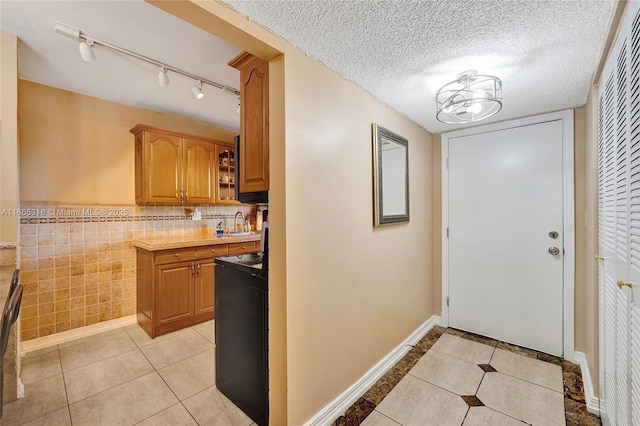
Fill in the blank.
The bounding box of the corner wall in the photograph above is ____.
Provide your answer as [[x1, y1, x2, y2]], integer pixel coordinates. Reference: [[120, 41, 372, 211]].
[[0, 30, 20, 404]]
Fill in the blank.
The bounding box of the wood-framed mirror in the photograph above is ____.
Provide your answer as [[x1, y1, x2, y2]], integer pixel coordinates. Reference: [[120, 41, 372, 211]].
[[372, 123, 409, 226]]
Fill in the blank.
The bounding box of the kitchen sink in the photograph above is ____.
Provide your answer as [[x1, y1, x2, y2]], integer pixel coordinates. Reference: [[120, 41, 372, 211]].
[[227, 231, 252, 236]]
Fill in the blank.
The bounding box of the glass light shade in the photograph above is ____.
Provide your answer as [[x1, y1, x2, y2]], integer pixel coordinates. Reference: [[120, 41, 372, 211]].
[[436, 71, 502, 124]]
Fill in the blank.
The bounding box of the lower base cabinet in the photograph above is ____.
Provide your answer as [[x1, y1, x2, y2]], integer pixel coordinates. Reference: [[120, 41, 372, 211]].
[[135, 240, 258, 338]]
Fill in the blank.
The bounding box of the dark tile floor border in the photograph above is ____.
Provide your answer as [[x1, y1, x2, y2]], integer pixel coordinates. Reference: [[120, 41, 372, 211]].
[[332, 326, 601, 426]]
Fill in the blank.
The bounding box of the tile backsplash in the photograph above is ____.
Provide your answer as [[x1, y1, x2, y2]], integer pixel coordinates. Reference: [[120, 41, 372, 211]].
[[18, 203, 255, 341]]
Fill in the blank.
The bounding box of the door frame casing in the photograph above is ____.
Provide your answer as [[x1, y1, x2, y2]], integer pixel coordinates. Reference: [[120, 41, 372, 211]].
[[440, 109, 575, 359]]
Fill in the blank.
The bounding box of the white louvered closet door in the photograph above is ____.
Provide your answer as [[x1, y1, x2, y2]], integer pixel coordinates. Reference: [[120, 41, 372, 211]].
[[629, 4, 640, 424], [598, 2, 640, 425]]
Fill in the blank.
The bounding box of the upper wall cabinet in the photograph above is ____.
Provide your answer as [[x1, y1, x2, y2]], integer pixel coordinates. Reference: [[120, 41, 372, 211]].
[[131, 125, 235, 205], [229, 52, 270, 193]]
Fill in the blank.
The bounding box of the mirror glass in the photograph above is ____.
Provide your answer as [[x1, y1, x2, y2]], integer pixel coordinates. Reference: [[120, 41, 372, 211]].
[[372, 124, 409, 226]]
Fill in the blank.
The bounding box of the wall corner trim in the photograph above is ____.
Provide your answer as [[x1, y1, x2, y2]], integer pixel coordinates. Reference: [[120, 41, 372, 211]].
[[20, 315, 137, 355], [303, 315, 442, 426], [574, 351, 601, 416]]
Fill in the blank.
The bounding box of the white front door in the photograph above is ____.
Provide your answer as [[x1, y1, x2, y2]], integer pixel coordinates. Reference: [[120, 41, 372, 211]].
[[446, 119, 565, 356]]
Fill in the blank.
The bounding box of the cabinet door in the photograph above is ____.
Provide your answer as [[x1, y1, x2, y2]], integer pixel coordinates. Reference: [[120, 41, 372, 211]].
[[183, 139, 215, 203], [144, 132, 182, 203], [156, 261, 195, 325], [231, 53, 270, 193], [215, 145, 239, 204], [195, 258, 215, 315]]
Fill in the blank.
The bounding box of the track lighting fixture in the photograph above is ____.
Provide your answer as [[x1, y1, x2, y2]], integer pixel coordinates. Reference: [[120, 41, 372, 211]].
[[192, 81, 204, 100], [158, 67, 170, 88], [78, 39, 95, 62], [53, 22, 239, 101]]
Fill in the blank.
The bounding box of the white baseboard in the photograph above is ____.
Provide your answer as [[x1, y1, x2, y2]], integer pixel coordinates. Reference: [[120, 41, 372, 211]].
[[574, 351, 600, 416], [303, 315, 442, 426], [21, 315, 137, 355]]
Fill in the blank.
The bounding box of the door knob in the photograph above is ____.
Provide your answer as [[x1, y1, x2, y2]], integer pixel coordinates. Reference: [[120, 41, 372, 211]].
[[617, 279, 635, 289], [595, 255, 605, 261], [548, 247, 560, 255]]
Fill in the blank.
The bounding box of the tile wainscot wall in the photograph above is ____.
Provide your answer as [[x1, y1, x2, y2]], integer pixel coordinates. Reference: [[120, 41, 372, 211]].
[[18, 203, 256, 341]]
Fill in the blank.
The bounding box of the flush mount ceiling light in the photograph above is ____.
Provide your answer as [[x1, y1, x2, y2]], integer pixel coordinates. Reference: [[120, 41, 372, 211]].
[[192, 80, 204, 99], [436, 70, 502, 124], [53, 22, 239, 99]]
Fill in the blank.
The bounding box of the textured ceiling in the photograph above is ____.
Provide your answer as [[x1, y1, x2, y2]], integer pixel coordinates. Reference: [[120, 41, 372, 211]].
[[223, 0, 615, 133], [0, 1, 242, 131]]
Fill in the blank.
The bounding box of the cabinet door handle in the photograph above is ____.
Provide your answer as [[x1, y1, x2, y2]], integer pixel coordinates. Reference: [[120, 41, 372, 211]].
[[197, 263, 201, 275], [174, 253, 180, 258], [184, 190, 188, 201], [191, 263, 196, 276]]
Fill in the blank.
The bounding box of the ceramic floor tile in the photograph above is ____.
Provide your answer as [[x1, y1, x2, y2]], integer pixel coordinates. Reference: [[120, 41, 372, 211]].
[[69, 372, 178, 426], [431, 333, 495, 364], [360, 410, 402, 425], [124, 323, 190, 348], [58, 327, 125, 349], [409, 350, 484, 396], [158, 349, 214, 400], [59, 329, 136, 371], [375, 374, 469, 426], [490, 348, 563, 392], [477, 372, 565, 426], [2, 374, 68, 425], [192, 320, 214, 342], [21, 349, 62, 385], [64, 349, 154, 404], [135, 403, 198, 426], [21, 407, 72, 426], [140, 328, 213, 370], [462, 406, 527, 425], [182, 386, 254, 426], [23, 345, 58, 359]]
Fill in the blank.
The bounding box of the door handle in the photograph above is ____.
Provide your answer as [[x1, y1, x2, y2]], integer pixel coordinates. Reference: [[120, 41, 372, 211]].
[[595, 255, 605, 261], [548, 247, 560, 256], [617, 279, 635, 289]]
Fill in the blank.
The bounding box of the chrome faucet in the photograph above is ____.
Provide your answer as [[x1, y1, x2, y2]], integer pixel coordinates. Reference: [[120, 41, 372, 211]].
[[234, 211, 244, 232]]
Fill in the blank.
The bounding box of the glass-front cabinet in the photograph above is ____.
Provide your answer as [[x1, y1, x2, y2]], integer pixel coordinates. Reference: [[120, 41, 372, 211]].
[[216, 146, 238, 204]]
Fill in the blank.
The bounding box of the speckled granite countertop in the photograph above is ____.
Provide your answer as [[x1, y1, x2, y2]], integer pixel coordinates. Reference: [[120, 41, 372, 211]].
[[133, 233, 261, 251]]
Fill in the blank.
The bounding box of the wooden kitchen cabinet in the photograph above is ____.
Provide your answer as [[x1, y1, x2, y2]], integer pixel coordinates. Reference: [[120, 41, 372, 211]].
[[131, 124, 232, 205], [194, 258, 215, 315], [136, 240, 258, 338], [229, 52, 270, 193], [215, 145, 240, 204], [156, 261, 195, 326]]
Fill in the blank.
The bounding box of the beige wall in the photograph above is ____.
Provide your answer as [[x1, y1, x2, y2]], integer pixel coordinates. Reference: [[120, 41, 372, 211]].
[[432, 134, 442, 316], [19, 80, 236, 205], [284, 50, 433, 424], [581, 90, 600, 394], [1, 32, 19, 245], [573, 104, 601, 395], [152, 2, 435, 424]]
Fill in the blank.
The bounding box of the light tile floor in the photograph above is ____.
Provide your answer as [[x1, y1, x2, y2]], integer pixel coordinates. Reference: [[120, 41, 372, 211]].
[[335, 327, 601, 426], [4, 320, 256, 426]]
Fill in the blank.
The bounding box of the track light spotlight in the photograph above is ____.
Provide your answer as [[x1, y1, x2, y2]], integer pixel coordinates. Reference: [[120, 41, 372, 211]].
[[158, 67, 170, 88], [192, 80, 204, 99], [78, 39, 96, 62]]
